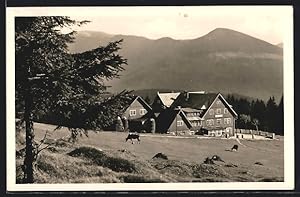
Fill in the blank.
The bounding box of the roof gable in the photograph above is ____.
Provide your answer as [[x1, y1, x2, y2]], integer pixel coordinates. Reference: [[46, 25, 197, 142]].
[[157, 92, 180, 107], [157, 108, 192, 131], [201, 93, 238, 118], [126, 96, 152, 112], [171, 92, 218, 111], [171, 92, 238, 118], [217, 93, 238, 117], [178, 110, 192, 128]]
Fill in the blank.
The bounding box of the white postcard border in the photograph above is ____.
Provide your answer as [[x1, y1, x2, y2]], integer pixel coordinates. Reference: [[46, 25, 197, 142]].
[[6, 6, 294, 191]]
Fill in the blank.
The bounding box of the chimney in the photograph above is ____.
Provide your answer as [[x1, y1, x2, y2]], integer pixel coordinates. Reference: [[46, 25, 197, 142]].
[[186, 92, 189, 101]]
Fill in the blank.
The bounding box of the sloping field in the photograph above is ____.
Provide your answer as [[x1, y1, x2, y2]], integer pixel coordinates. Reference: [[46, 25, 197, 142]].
[[16, 122, 284, 183]]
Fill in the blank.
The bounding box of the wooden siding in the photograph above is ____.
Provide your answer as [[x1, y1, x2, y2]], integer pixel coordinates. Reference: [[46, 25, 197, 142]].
[[167, 113, 190, 133], [185, 112, 202, 131], [202, 96, 235, 135], [122, 99, 149, 120]]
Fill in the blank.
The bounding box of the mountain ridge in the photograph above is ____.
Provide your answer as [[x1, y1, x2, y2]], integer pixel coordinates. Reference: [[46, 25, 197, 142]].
[[68, 28, 283, 101]]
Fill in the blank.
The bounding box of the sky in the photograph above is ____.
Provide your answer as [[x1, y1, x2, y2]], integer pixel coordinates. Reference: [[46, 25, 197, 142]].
[[56, 6, 293, 45]]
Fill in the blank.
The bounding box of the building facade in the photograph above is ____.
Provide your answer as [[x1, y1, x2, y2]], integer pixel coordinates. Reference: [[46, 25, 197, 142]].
[[200, 94, 237, 137], [157, 91, 238, 137]]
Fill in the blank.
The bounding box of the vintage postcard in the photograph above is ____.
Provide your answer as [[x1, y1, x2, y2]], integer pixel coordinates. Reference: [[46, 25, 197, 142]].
[[6, 6, 294, 191]]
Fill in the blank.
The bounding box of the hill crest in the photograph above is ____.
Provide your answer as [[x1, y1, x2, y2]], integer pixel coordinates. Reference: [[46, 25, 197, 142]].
[[68, 28, 283, 101]]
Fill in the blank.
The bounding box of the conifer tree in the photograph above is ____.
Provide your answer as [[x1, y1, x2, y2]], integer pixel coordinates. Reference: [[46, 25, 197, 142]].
[[16, 17, 131, 183], [266, 96, 277, 132]]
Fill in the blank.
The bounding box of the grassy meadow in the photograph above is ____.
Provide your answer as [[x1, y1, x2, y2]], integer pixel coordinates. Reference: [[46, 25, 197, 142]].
[[16, 122, 284, 183]]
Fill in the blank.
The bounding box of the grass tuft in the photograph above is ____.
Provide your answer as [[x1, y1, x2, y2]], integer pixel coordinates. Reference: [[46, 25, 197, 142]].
[[192, 164, 230, 178], [68, 146, 137, 173]]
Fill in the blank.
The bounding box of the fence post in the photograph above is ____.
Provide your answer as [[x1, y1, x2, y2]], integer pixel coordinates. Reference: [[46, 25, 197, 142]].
[[272, 133, 275, 139]]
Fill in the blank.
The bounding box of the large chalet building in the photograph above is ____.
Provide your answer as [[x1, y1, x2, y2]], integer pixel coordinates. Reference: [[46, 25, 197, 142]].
[[118, 91, 238, 137]]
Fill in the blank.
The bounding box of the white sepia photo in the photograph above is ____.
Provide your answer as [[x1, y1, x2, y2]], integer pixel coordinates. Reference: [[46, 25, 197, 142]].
[[6, 6, 294, 191]]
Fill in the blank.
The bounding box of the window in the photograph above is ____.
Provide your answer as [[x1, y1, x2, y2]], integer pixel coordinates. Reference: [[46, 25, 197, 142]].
[[224, 108, 228, 114], [224, 118, 232, 124], [216, 119, 222, 125], [227, 118, 231, 124], [140, 109, 147, 115], [209, 109, 214, 115], [177, 120, 184, 127], [206, 119, 214, 126], [216, 100, 221, 105], [129, 110, 136, 116], [216, 108, 222, 114], [192, 121, 201, 127]]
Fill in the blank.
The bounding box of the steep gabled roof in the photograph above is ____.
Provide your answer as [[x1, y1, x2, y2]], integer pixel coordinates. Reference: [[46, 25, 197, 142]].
[[157, 92, 181, 107], [157, 108, 192, 132], [181, 107, 204, 113], [124, 96, 152, 112], [171, 92, 238, 118], [171, 92, 218, 112], [212, 93, 238, 117]]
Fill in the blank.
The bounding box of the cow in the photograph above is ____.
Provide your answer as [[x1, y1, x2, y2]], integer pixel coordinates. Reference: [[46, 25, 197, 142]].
[[126, 133, 140, 144], [231, 144, 239, 151]]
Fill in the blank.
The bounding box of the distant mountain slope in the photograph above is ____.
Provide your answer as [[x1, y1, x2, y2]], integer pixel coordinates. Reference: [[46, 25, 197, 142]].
[[277, 43, 283, 48], [131, 89, 258, 105], [68, 28, 283, 101]]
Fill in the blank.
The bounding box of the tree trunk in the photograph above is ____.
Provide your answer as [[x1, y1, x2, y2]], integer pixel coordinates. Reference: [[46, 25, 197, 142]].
[[23, 78, 35, 183]]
